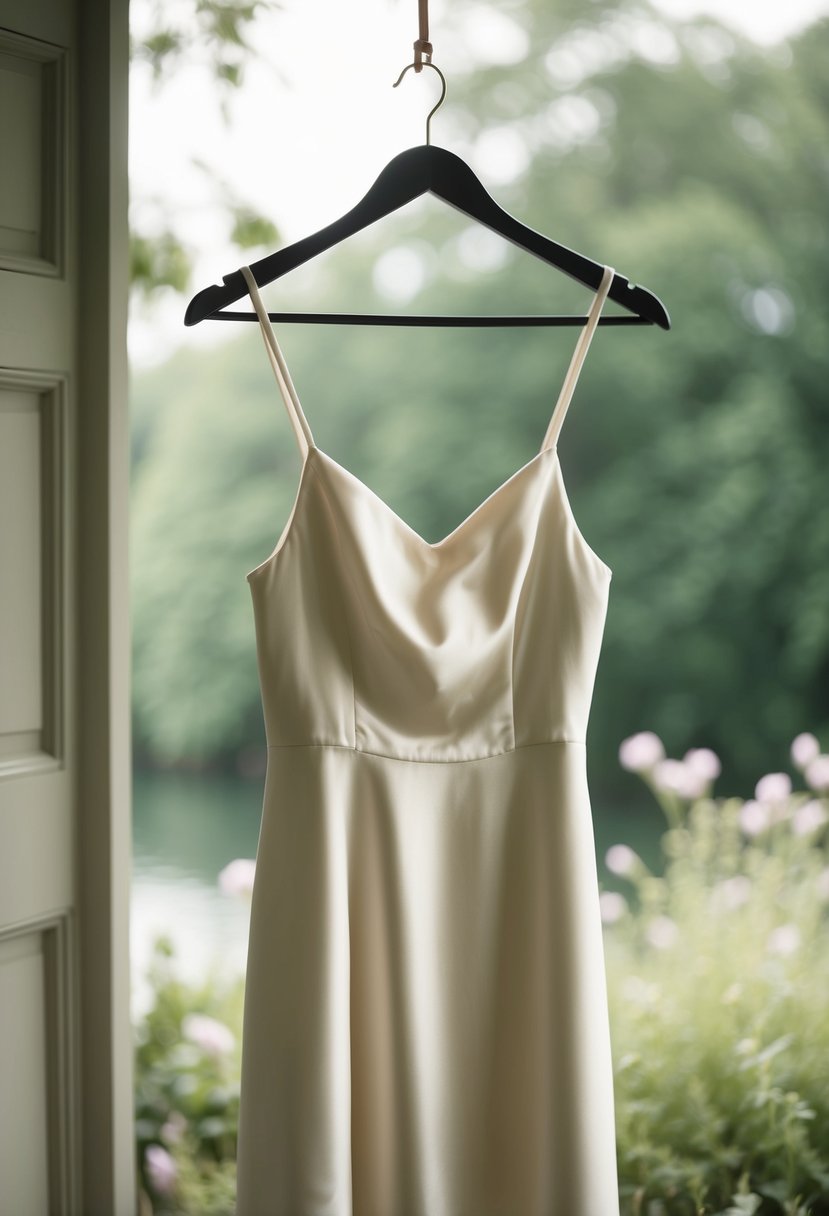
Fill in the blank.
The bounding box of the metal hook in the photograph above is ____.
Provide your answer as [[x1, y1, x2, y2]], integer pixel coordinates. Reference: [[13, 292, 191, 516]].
[[392, 60, 447, 146]]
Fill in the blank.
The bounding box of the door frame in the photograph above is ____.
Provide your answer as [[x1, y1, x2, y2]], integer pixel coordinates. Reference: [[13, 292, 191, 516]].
[[75, 0, 135, 1209]]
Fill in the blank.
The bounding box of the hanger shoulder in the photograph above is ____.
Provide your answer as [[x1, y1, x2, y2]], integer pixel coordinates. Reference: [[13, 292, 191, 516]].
[[185, 147, 436, 326], [422, 147, 669, 328]]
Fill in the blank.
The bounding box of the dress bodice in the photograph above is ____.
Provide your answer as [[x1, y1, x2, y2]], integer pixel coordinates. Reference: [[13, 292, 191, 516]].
[[247, 442, 611, 763]]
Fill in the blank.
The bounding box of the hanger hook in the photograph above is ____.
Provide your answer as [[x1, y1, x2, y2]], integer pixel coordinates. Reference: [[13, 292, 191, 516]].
[[392, 60, 447, 146]]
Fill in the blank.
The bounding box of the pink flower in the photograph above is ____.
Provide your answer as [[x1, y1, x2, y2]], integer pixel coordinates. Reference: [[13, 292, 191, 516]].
[[618, 731, 665, 772], [653, 758, 706, 799], [145, 1144, 177, 1196], [683, 747, 721, 782], [766, 924, 800, 956], [182, 1013, 235, 1057], [755, 772, 792, 803], [805, 754, 829, 792], [791, 732, 820, 769], [605, 843, 642, 878], [739, 800, 771, 836], [645, 915, 678, 949], [218, 858, 256, 897], [599, 891, 628, 923], [792, 799, 828, 836], [161, 1111, 187, 1145]]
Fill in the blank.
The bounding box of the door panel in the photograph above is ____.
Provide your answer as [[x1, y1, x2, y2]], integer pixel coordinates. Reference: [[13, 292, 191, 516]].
[[0, 0, 133, 1211], [0, 370, 65, 776]]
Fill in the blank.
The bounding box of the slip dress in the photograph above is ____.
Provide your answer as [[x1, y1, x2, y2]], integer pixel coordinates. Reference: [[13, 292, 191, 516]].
[[234, 263, 620, 1216]]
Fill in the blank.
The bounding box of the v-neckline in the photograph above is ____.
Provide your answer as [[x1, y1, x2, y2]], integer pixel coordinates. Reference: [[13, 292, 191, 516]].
[[309, 442, 557, 552]]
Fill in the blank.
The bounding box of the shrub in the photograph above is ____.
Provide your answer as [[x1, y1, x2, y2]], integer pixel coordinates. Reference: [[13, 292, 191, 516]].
[[134, 935, 244, 1214], [607, 731, 829, 1215]]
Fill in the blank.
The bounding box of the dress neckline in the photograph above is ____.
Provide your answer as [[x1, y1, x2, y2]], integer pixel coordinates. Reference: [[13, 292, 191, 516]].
[[309, 441, 557, 552], [246, 440, 613, 584]]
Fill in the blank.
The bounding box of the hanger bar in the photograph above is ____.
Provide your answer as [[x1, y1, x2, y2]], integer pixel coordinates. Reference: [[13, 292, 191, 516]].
[[210, 311, 655, 327]]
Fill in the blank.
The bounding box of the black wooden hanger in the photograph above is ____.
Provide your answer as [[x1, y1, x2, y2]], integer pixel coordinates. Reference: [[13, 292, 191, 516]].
[[184, 62, 670, 330]]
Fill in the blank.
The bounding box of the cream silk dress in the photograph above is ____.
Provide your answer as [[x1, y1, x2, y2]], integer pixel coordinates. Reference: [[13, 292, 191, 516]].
[[234, 263, 620, 1216]]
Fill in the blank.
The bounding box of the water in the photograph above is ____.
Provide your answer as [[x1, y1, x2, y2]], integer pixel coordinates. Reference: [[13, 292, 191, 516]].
[[130, 767, 664, 1020], [131, 768, 265, 1019]]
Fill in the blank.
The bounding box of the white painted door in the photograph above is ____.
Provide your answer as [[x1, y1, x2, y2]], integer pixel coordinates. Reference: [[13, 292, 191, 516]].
[[0, 0, 134, 1211]]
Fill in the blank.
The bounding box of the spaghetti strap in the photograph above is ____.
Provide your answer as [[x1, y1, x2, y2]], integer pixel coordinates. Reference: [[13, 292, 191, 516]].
[[540, 265, 615, 452], [240, 265, 315, 459]]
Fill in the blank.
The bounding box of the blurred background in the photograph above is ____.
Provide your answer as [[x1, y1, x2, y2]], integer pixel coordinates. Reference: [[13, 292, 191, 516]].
[[129, 1, 829, 1211]]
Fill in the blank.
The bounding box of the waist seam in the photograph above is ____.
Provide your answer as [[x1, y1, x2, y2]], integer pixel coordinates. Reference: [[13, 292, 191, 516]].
[[265, 738, 586, 764]]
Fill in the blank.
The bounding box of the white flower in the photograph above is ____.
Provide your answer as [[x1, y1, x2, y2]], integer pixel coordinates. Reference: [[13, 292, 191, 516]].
[[711, 875, 752, 911], [805, 754, 829, 792], [653, 758, 706, 799], [645, 915, 679, 949], [618, 731, 665, 772], [683, 747, 721, 782], [218, 858, 256, 897], [739, 800, 771, 836], [145, 1144, 177, 1196], [605, 843, 642, 877], [599, 890, 628, 923], [792, 799, 828, 836], [791, 732, 820, 769], [755, 772, 792, 803], [681, 768, 710, 799], [766, 924, 801, 956], [181, 1013, 235, 1057]]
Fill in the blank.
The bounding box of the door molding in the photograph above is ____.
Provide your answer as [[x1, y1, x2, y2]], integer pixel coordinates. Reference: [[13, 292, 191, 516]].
[[0, 366, 67, 777], [0, 911, 80, 1212], [75, 0, 135, 1209]]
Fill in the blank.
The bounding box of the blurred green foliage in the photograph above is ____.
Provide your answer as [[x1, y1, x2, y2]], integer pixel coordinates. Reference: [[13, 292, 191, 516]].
[[130, 0, 273, 89], [130, 1, 829, 793], [129, 0, 282, 298], [134, 936, 243, 1214]]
